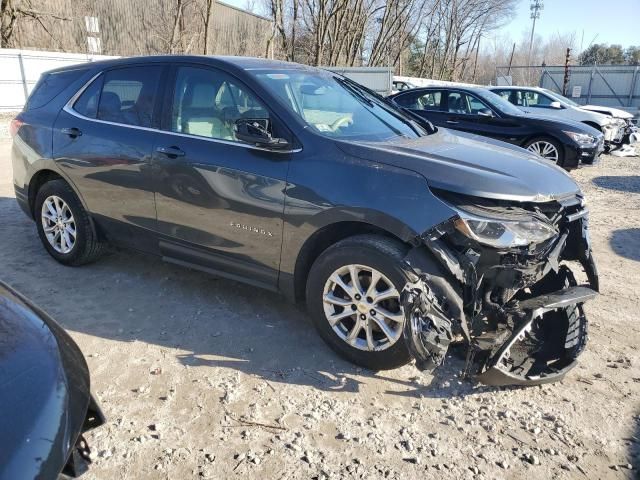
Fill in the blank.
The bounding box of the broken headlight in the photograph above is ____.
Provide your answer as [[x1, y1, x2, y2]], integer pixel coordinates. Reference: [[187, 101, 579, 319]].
[[453, 209, 558, 248]]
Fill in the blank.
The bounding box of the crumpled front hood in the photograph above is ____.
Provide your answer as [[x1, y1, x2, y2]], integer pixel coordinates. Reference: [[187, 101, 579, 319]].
[[336, 129, 580, 202], [582, 105, 634, 120]]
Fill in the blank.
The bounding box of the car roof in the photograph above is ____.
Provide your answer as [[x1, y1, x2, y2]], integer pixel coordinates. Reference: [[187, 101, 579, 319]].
[[390, 85, 489, 96], [489, 86, 543, 91], [45, 55, 315, 75]]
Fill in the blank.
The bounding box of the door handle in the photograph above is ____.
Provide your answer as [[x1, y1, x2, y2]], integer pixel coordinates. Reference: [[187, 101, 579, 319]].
[[156, 146, 185, 157], [446, 120, 459, 125], [61, 127, 82, 138]]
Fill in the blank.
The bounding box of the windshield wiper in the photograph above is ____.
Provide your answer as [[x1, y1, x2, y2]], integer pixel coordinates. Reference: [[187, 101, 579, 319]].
[[336, 76, 432, 137], [335, 77, 375, 107]]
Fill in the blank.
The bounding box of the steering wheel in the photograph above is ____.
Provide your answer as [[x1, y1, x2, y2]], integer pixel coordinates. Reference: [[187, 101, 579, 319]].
[[330, 115, 353, 131]]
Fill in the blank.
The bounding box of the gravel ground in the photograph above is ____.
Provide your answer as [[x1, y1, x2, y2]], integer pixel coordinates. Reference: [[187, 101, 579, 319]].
[[0, 138, 638, 479]]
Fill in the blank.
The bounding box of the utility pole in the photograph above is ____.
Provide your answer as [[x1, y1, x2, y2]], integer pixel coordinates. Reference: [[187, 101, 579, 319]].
[[563, 48, 571, 96], [527, 0, 543, 66]]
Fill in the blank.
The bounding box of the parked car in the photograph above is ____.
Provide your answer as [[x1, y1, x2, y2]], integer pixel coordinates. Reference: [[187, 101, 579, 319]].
[[488, 85, 627, 150], [391, 79, 417, 94], [11, 56, 598, 383], [387, 85, 604, 169], [0, 281, 104, 478]]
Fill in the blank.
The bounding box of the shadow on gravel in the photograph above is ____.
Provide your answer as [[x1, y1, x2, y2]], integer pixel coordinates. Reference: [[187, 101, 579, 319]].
[[592, 175, 640, 193], [0, 195, 515, 399], [0, 196, 442, 398], [610, 229, 640, 262]]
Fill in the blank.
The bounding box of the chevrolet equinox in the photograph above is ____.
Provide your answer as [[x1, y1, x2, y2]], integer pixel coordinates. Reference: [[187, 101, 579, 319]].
[[12, 56, 599, 382]]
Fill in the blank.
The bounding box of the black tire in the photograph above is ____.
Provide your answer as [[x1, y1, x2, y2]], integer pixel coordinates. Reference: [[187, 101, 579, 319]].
[[306, 234, 412, 370], [34, 179, 106, 266], [524, 136, 565, 166]]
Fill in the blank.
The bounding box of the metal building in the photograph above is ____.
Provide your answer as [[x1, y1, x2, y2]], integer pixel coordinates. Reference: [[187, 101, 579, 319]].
[[6, 0, 273, 57]]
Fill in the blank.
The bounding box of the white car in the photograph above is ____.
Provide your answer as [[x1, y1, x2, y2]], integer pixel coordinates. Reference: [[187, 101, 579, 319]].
[[391, 80, 417, 95], [489, 86, 627, 149]]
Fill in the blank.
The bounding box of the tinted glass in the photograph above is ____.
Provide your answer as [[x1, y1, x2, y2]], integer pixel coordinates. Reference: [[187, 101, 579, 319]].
[[544, 89, 579, 106], [96, 67, 161, 127], [254, 70, 423, 141], [395, 91, 442, 111], [475, 89, 523, 115], [170, 66, 269, 141], [26, 68, 87, 110], [523, 90, 553, 107], [73, 76, 103, 118]]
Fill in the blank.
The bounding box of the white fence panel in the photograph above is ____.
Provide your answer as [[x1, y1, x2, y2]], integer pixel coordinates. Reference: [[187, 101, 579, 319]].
[[325, 67, 393, 95]]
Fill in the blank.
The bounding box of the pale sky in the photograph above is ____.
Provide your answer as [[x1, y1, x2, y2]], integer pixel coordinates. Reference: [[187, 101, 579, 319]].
[[499, 0, 640, 51], [220, 0, 640, 53]]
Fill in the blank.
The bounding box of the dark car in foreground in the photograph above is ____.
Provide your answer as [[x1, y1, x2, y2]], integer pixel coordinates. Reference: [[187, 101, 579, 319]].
[[11, 56, 598, 384], [0, 281, 104, 479], [388, 86, 604, 169]]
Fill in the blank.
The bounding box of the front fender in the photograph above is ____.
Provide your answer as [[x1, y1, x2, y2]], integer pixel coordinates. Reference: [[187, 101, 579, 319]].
[[279, 146, 455, 278]]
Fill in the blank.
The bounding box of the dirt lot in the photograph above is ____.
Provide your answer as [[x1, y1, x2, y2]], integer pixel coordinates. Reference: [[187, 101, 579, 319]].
[[0, 137, 638, 479]]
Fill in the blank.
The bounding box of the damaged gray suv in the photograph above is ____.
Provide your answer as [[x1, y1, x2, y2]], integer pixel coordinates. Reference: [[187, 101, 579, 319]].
[[12, 56, 598, 385]]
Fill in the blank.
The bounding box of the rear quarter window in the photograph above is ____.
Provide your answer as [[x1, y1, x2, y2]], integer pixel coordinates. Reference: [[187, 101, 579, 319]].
[[25, 68, 88, 110]]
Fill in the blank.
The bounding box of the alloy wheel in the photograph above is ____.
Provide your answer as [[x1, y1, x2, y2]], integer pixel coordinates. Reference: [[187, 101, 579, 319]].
[[322, 264, 404, 352], [41, 195, 77, 254], [527, 141, 559, 162]]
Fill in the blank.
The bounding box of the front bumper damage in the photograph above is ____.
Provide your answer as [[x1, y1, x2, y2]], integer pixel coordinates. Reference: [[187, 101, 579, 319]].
[[401, 194, 599, 387]]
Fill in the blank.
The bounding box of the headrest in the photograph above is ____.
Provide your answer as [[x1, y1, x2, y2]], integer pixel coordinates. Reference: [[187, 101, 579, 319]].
[[189, 83, 217, 108], [100, 91, 121, 113]]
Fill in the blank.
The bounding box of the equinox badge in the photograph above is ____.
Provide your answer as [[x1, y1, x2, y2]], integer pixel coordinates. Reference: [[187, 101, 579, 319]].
[[229, 221, 274, 237]]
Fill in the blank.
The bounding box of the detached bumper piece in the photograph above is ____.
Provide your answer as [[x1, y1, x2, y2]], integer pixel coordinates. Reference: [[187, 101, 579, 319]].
[[62, 396, 106, 477], [475, 286, 596, 386]]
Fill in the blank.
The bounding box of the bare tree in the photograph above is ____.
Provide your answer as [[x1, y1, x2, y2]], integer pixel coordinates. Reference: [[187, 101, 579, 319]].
[[1, 0, 71, 49]]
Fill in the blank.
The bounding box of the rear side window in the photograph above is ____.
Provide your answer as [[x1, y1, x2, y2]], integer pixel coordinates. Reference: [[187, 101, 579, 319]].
[[73, 76, 103, 118], [26, 68, 87, 110], [73, 66, 162, 127], [394, 91, 442, 111]]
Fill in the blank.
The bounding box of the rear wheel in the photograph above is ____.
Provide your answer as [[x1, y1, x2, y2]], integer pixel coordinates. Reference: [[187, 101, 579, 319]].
[[525, 136, 564, 166], [35, 179, 106, 266], [306, 235, 412, 370]]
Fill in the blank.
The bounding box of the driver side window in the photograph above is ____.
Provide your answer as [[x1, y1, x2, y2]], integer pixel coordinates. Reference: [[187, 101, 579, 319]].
[[447, 92, 490, 115], [170, 66, 270, 142], [523, 90, 554, 108]]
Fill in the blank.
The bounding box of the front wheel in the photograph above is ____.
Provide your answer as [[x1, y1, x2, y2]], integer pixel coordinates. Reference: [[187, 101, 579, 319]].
[[306, 235, 412, 370], [525, 137, 564, 166]]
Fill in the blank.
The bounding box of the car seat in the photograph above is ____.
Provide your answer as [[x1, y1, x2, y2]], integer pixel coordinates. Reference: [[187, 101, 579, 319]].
[[180, 83, 227, 139], [98, 91, 122, 123]]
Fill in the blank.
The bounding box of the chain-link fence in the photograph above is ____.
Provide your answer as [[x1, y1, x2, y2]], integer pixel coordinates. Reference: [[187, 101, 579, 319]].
[[495, 64, 640, 112]]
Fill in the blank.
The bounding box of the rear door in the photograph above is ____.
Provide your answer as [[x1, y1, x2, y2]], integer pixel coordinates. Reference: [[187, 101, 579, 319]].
[[53, 64, 166, 252], [151, 64, 292, 290]]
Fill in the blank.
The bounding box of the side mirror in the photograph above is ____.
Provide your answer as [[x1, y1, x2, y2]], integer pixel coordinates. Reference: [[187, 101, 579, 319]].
[[550, 101, 562, 109], [478, 108, 494, 117], [235, 119, 290, 150]]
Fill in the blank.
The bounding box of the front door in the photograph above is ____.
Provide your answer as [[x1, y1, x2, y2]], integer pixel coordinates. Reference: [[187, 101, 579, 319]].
[[53, 64, 166, 252], [152, 65, 292, 289]]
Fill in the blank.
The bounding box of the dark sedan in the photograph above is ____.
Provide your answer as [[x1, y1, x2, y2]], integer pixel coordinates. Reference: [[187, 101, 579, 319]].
[[388, 86, 604, 169], [0, 281, 104, 478]]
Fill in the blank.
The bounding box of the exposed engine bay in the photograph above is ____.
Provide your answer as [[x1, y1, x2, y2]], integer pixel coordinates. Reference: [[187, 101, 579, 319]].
[[401, 190, 599, 386]]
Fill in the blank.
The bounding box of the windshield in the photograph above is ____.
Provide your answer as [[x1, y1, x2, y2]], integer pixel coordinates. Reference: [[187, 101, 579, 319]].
[[543, 88, 579, 107], [475, 89, 524, 116], [253, 70, 425, 142]]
